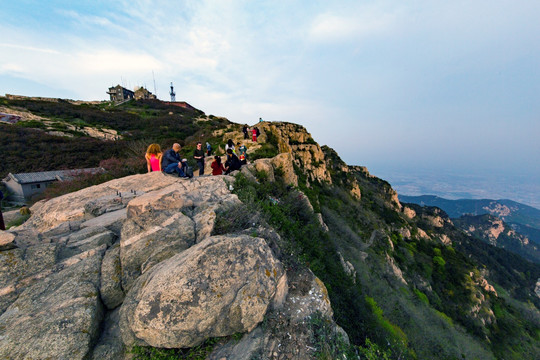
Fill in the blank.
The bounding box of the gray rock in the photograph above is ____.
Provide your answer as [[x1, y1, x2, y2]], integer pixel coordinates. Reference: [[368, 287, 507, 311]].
[[91, 308, 125, 360], [100, 244, 124, 310], [0, 246, 105, 360], [60, 229, 115, 259], [0, 230, 16, 251], [81, 208, 128, 235], [0, 243, 59, 314], [120, 210, 196, 291], [208, 327, 266, 360], [21, 172, 181, 233], [193, 206, 217, 242], [120, 234, 284, 349]]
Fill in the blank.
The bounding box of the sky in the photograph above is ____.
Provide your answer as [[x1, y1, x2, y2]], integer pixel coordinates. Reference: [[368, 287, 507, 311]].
[[1, 0, 539, 203]]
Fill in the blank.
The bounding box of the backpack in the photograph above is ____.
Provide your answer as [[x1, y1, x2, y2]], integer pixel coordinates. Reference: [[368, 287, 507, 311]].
[[255, 127, 260, 136], [185, 164, 194, 178]]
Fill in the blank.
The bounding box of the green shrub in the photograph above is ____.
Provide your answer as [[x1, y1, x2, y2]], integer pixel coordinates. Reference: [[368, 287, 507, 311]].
[[433, 256, 446, 267], [6, 214, 30, 229], [131, 337, 219, 360], [413, 289, 429, 305]]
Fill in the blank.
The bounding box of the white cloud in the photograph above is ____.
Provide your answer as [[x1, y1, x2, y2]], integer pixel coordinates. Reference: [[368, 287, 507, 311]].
[[309, 8, 397, 42], [0, 43, 60, 55], [75, 50, 163, 73]]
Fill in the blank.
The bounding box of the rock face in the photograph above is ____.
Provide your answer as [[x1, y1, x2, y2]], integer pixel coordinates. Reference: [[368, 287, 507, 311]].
[[261, 122, 331, 185], [120, 235, 285, 348], [0, 170, 344, 359], [0, 247, 105, 360]]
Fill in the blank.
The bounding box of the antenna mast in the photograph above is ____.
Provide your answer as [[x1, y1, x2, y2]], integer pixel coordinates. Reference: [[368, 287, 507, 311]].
[[170, 82, 176, 102], [152, 71, 157, 97]]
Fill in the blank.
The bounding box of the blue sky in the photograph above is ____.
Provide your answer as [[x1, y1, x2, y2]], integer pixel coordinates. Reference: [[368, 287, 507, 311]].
[[1, 1, 539, 194]]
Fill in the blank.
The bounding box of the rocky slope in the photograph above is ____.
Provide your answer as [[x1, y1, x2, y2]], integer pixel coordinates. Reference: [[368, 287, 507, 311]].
[[0, 169, 343, 359], [1, 120, 539, 359], [454, 214, 540, 264]]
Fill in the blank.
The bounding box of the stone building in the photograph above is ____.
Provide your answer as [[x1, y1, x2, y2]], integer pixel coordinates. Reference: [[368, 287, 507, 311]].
[[134, 87, 157, 100], [107, 85, 134, 103], [2, 168, 103, 202]]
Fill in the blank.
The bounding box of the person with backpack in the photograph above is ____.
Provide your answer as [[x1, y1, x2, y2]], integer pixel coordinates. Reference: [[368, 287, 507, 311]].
[[237, 142, 247, 165], [224, 149, 242, 174], [206, 142, 212, 156], [225, 139, 235, 154], [162, 143, 190, 178]]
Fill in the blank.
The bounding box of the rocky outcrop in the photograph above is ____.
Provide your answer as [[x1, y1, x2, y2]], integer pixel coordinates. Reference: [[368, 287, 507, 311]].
[[0, 246, 105, 360], [120, 235, 285, 348], [262, 122, 332, 185], [0, 171, 346, 359]]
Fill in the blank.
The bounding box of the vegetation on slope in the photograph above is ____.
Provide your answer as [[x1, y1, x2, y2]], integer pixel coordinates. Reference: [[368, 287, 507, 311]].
[[0, 97, 231, 201]]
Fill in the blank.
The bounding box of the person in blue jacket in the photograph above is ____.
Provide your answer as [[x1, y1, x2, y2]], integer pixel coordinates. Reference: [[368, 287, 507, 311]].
[[162, 143, 189, 177]]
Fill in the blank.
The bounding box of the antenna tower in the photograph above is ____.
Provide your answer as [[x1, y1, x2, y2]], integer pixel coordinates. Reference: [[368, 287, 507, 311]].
[[170, 82, 176, 102], [152, 71, 157, 97]]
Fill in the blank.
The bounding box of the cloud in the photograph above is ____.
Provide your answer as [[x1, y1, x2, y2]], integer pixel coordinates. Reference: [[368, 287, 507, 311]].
[[75, 50, 163, 73], [309, 8, 397, 42], [0, 43, 60, 55]]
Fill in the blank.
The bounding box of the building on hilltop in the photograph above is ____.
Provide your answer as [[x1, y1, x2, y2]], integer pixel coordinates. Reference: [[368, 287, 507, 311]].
[[2, 168, 104, 202], [0, 113, 22, 124], [107, 85, 135, 103], [134, 87, 157, 100]]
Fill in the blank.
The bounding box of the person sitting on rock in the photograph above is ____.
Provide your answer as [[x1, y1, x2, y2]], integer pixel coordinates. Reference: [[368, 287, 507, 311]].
[[162, 143, 188, 177], [224, 149, 242, 175], [237, 142, 247, 165], [145, 143, 162, 172], [211, 156, 226, 175]]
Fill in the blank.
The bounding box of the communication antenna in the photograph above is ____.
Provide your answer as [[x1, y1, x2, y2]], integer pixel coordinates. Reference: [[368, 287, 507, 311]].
[[152, 71, 157, 97], [170, 82, 176, 102]]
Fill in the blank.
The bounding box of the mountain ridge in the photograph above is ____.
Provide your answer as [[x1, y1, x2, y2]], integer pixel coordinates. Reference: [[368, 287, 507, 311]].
[[0, 98, 539, 359]]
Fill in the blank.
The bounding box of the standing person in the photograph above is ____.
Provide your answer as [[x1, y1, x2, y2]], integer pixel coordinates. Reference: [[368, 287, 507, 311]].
[[162, 143, 188, 177], [237, 142, 247, 165], [145, 143, 162, 172], [224, 149, 242, 174], [211, 156, 226, 175], [225, 139, 235, 154], [242, 125, 249, 139], [252, 127, 258, 142], [206, 142, 212, 156], [193, 142, 205, 176]]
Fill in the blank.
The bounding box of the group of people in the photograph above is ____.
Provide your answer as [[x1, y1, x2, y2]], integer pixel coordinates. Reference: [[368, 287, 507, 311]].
[[242, 125, 260, 142], [145, 138, 250, 177], [145, 143, 192, 177]]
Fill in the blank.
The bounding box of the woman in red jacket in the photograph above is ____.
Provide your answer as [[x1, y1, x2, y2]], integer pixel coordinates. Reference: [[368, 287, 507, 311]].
[[211, 156, 226, 175]]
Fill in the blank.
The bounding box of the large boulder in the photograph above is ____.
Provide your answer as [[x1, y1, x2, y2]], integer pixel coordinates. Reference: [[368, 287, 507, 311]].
[[0, 246, 105, 360], [120, 177, 239, 291], [120, 209, 196, 291], [120, 234, 284, 348]]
